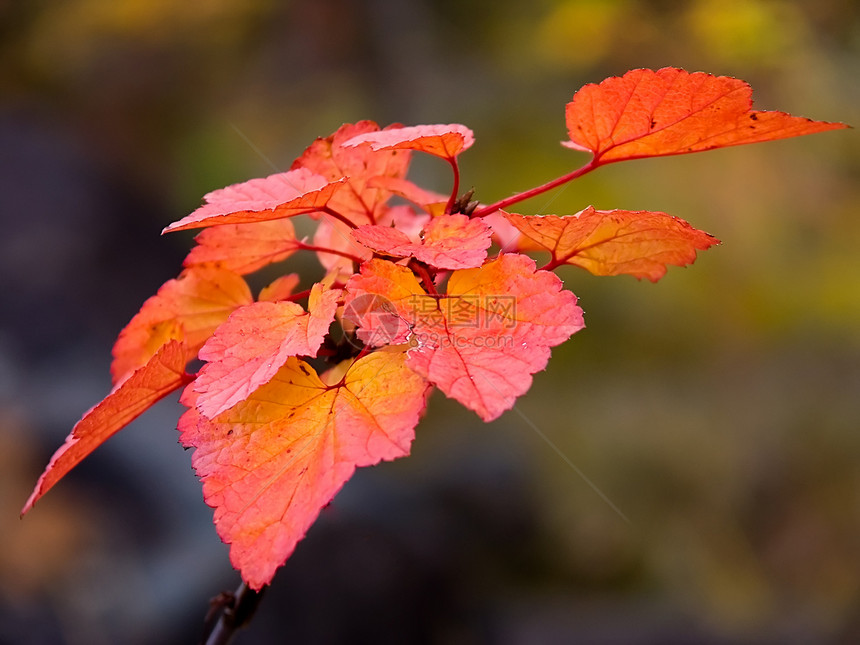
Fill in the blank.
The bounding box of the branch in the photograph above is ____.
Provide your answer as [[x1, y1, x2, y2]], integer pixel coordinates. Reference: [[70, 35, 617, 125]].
[[472, 159, 599, 217], [201, 581, 266, 645]]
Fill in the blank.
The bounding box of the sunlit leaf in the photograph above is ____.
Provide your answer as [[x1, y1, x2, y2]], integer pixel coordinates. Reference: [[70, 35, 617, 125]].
[[111, 266, 253, 385], [344, 255, 584, 420], [565, 67, 849, 163], [23, 340, 192, 514], [178, 350, 429, 589], [506, 207, 719, 281]]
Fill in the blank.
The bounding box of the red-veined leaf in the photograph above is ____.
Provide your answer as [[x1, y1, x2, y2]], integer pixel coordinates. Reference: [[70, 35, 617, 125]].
[[506, 207, 719, 281], [184, 219, 300, 275], [344, 255, 584, 421], [291, 121, 411, 225], [22, 339, 192, 514], [352, 214, 492, 270], [193, 283, 342, 418], [565, 67, 849, 164], [368, 176, 447, 214], [178, 350, 429, 589], [163, 168, 343, 233]]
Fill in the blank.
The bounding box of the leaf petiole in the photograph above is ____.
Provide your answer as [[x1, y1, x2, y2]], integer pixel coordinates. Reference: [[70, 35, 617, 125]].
[[472, 158, 599, 217]]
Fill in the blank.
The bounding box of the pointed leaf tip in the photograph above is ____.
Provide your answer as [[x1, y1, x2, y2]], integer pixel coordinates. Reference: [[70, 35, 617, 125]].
[[507, 207, 719, 281], [22, 340, 191, 515], [163, 169, 343, 233], [565, 67, 849, 164]]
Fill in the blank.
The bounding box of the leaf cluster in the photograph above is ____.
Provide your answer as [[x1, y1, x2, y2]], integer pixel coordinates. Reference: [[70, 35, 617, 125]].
[[22, 68, 846, 590]]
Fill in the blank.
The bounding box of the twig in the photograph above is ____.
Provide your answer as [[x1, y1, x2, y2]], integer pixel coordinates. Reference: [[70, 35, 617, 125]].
[[201, 581, 266, 645]]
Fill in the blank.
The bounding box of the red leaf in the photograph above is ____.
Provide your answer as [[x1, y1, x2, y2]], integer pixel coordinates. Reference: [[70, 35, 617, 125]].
[[352, 214, 492, 270], [193, 283, 342, 418], [178, 350, 429, 589], [345, 255, 584, 421], [343, 124, 475, 161], [292, 121, 412, 225], [565, 67, 849, 164], [111, 266, 253, 385], [184, 219, 300, 275], [506, 207, 719, 281], [22, 340, 192, 514], [368, 176, 448, 213], [481, 209, 523, 250], [311, 217, 373, 276], [163, 168, 343, 233]]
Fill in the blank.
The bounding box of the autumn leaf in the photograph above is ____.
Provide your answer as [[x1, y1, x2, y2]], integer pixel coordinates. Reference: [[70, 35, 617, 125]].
[[178, 350, 429, 589], [368, 176, 448, 214], [292, 121, 412, 225], [22, 339, 192, 515], [342, 123, 475, 161], [258, 274, 301, 302], [193, 283, 342, 418], [564, 67, 849, 164], [506, 207, 719, 281], [163, 168, 343, 233], [481, 210, 523, 250], [311, 217, 373, 276], [344, 255, 584, 421], [184, 219, 300, 275], [352, 214, 492, 270], [111, 266, 253, 385]]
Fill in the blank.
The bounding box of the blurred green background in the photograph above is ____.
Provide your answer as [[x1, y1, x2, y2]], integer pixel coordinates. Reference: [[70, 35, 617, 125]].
[[1, 1, 858, 643]]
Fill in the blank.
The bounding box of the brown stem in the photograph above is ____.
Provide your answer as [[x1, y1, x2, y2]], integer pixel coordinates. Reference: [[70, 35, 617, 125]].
[[201, 581, 266, 645]]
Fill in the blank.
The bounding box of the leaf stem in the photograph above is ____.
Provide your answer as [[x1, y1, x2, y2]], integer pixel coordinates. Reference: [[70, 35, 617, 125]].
[[321, 206, 358, 229], [444, 157, 461, 215], [408, 258, 438, 296], [472, 158, 599, 217], [295, 241, 365, 264]]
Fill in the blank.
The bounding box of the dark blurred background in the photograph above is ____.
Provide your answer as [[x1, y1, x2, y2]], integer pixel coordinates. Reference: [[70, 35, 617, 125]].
[[2, 1, 858, 643]]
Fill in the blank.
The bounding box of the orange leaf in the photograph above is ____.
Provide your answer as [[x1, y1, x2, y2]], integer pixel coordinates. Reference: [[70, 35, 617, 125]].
[[22, 340, 192, 514], [163, 168, 343, 233], [506, 207, 719, 281], [291, 121, 412, 225], [565, 67, 849, 164], [184, 219, 300, 275], [193, 283, 342, 418], [258, 274, 301, 302], [178, 350, 429, 589], [111, 266, 253, 385], [352, 214, 492, 270], [342, 123, 475, 161], [344, 255, 584, 420]]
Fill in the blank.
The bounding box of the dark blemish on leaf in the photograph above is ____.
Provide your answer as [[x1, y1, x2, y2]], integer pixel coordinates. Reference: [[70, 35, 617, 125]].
[[298, 363, 312, 376], [650, 119, 657, 129], [227, 429, 233, 436], [750, 113, 758, 121]]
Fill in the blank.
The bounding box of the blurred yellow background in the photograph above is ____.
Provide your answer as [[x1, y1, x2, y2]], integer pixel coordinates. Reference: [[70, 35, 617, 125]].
[[2, 1, 858, 643]]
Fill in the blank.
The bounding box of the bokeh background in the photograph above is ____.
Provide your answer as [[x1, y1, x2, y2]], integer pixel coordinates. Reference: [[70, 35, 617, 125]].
[[2, 1, 859, 643]]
